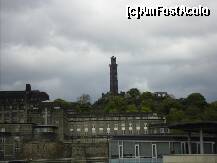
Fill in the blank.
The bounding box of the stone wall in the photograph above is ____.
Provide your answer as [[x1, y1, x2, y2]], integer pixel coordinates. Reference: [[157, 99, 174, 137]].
[[71, 142, 108, 162], [163, 154, 217, 163]]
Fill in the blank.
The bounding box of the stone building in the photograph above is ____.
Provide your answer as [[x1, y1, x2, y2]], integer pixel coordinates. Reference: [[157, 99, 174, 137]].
[[68, 112, 167, 140], [0, 85, 216, 162], [109, 134, 216, 162], [0, 84, 170, 161], [0, 84, 65, 160], [0, 57, 216, 162]]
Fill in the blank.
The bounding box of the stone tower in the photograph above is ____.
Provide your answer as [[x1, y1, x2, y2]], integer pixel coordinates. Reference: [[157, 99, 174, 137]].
[[110, 56, 118, 95]]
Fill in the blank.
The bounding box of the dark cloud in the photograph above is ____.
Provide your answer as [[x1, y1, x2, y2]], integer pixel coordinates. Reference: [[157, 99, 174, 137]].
[[0, 0, 217, 102]]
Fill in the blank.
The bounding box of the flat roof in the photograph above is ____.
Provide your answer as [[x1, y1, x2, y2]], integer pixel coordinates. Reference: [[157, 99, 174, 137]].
[[168, 121, 217, 134]]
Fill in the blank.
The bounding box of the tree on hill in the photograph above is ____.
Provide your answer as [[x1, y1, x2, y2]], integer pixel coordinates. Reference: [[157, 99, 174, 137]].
[[166, 108, 186, 123], [104, 96, 127, 112], [186, 93, 207, 108], [54, 99, 72, 108], [54, 90, 217, 123], [127, 88, 140, 98], [203, 101, 217, 121]]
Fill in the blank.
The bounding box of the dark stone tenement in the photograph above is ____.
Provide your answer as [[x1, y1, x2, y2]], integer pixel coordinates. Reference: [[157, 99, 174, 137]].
[[110, 56, 118, 95]]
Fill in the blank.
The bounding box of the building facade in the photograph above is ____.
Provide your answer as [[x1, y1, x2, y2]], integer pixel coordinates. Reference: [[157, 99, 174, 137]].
[[109, 135, 216, 162], [0, 85, 216, 162]]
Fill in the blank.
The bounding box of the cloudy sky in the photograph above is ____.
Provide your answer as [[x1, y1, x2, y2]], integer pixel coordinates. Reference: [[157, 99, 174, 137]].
[[0, 0, 217, 102]]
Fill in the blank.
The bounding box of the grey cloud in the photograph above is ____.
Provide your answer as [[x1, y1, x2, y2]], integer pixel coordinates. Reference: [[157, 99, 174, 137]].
[[0, 0, 217, 102]]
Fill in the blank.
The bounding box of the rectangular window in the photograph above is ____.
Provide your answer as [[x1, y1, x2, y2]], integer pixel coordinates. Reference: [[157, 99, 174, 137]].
[[77, 128, 81, 132], [152, 144, 157, 158], [164, 128, 169, 133], [181, 142, 186, 154], [135, 144, 140, 157], [92, 128, 96, 134], [0, 137, 5, 143], [160, 128, 164, 133], [99, 128, 103, 134], [196, 143, 200, 154], [107, 128, 110, 135], [1, 128, 5, 132], [119, 145, 123, 158]]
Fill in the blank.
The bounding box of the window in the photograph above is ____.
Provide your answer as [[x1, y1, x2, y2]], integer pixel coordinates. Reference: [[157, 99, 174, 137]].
[[107, 128, 110, 135], [114, 124, 118, 130], [119, 145, 123, 158], [164, 128, 169, 133], [1, 128, 5, 132], [136, 126, 140, 133], [0, 137, 5, 143], [135, 144, 140, 157], [152, 144, 157, 158], [181, 142, 188, 154], [121, 124, 125, 133], [129, 130, 133, 135], [196, 143, 200, 154], [99, 128, 103, 134], [160, 128, 164, 134], [92, 125, 96, 134], [129, 123, 133, 131]]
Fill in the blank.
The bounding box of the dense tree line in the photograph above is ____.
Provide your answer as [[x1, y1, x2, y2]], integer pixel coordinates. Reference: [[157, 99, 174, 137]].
[[54, 89, 217, 123]]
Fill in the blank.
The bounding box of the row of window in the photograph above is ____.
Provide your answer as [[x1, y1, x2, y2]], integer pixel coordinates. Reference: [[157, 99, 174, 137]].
[[70, 126, 149, 135], [72, 123, 148, 129], [70, 126, 169, 135], [118, 144, 157, 158]]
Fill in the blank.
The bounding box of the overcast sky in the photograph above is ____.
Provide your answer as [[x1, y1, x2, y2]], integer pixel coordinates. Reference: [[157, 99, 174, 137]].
[[0, 0, 217, 102]]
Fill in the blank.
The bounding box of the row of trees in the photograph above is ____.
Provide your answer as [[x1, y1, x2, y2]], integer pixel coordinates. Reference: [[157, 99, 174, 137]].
[[54, 88, 217, 123]]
